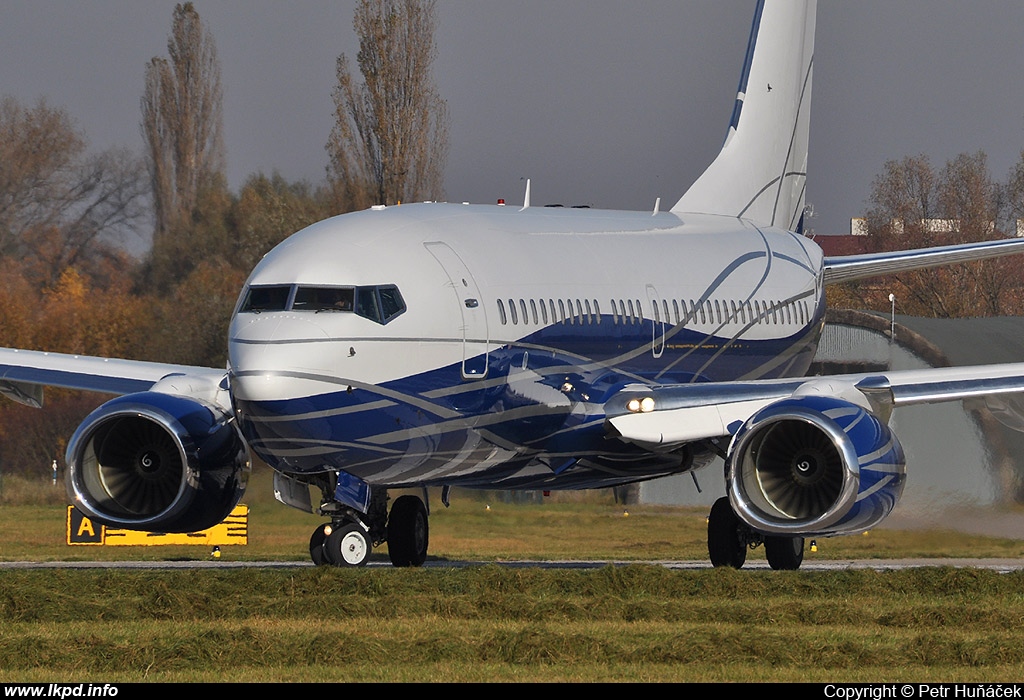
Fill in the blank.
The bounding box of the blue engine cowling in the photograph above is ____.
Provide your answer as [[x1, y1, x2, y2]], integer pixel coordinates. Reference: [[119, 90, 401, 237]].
[[65, 392, 250, 533], [726, 395, 906, 537]]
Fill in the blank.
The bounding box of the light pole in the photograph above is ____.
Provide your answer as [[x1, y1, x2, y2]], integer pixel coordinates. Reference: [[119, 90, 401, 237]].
[[888, 293, 896, 341]]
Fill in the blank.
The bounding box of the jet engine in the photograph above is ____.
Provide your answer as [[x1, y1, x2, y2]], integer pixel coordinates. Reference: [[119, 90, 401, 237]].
[[726, 395, 905, 537], [65, 392, 250, 533]]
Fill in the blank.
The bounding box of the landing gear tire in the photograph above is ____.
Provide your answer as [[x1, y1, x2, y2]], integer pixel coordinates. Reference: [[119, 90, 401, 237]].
[[765, 536, 805, 570], [309, 523, 330, 566], [708, 496, 747, 569], [323, 523, 371, 567], [387, 495, 429, 567]]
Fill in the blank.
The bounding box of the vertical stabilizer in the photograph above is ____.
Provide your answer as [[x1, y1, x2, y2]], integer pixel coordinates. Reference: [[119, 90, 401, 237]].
[[672, 0, 816, 231]]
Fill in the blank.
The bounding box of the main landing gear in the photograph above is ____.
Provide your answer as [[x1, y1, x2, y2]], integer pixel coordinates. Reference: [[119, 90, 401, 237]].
[[310, 491, 430, 568], [707, 496, 804, 570]]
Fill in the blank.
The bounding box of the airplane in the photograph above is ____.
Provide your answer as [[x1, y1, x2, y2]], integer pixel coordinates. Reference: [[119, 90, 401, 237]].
[[4, 0, 1024, 569]]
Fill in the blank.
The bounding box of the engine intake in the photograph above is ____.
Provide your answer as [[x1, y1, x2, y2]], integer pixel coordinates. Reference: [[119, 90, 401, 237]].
[[66, 392, 250, 533], [727, 395, 905, 537]]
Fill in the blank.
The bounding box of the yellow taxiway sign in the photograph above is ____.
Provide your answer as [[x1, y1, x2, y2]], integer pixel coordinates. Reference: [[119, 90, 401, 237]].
[[66, 505, 248, 546]]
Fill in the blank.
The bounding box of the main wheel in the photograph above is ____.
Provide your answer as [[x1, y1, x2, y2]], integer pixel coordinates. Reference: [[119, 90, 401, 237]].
[[323, 523, 371, 567], [765, 536, 805, 570], [708, 496, 747, 568], [309, 523, 330, 566], [387, 495, 429, 567]]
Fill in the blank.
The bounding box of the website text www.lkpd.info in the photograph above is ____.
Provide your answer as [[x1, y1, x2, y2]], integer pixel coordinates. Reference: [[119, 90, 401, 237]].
[[4, 686, 117, 698]]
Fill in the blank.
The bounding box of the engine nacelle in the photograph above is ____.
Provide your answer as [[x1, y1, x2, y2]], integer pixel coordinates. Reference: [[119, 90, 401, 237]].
[[727, 395, 906, 537], [65, 392, 250, 533]]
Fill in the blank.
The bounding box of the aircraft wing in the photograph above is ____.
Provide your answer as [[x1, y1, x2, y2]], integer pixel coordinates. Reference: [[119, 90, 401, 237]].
[[0, 347, 227, 409], [606, 363, 1024, 451], [823, 237, 1024, 285]]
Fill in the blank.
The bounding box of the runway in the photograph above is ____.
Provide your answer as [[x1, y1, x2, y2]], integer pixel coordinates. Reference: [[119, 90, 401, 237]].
[[3, 558, 1024, 571]]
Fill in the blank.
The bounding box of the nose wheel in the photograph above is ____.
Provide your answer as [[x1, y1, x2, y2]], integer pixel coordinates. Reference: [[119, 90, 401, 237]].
[[321, 522, 371, 567]]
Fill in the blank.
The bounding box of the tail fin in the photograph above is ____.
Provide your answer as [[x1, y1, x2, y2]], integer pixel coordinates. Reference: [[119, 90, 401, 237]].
[[672, 0, 816, 231]]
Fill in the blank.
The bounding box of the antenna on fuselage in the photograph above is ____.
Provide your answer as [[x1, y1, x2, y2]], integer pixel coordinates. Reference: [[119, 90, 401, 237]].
[[653, 197, 661, 216], [521, 179, 531, 210]]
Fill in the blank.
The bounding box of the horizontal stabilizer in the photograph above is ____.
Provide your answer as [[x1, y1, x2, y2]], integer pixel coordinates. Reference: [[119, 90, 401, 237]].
[[823, 237, 1024, 285]]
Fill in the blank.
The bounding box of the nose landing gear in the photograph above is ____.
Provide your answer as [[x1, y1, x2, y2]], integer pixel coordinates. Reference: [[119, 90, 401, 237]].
[[310, 490, 429, 568]]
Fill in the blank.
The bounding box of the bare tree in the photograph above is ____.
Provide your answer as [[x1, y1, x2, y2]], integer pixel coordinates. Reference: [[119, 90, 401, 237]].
[[0, 97, 148, 285], [853, 152, 1024, 317], [0, 97, 84, 255], [935, 152, 1017, 315], [327, 0, 449, 209], [1005, 148, 1024, 229], [141, 2, 225, 239], [866, 154, 937, 232]]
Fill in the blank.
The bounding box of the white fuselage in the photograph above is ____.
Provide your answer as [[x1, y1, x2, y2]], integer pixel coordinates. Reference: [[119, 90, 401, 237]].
[[228, 202, 824, 489]]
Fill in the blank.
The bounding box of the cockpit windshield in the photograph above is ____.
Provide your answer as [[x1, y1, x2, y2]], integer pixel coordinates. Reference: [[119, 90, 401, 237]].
[[238, 284, 405, 325], [293, 286, 354, 312], [240, 285, 290, 312]]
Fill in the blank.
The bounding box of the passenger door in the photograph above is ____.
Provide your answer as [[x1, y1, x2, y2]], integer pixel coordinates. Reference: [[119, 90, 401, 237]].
[[425, 242, 490, 379]]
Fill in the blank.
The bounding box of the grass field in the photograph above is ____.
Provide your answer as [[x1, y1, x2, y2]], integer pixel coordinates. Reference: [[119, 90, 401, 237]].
[[3, 467, 1024, 682], [3, 566, 1024, 682]]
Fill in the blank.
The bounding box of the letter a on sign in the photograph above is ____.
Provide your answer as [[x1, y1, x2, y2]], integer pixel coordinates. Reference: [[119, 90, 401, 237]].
[[67, 506, 103, 545]]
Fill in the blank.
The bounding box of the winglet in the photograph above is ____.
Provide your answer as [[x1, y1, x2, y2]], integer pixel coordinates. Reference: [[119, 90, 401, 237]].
[[672, 0, 816, 231]]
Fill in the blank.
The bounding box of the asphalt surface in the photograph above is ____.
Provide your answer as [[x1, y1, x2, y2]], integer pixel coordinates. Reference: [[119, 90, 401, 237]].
[[3, 558, 1024, 571]]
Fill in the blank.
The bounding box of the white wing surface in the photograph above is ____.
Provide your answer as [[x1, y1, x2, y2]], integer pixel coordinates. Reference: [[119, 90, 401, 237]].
[[607, 364, 1024, 450], [0, 347, 227, 409]]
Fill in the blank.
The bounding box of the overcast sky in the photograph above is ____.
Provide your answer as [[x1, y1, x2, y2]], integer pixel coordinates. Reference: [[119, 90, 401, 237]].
[[2, 1, 1023, 237]]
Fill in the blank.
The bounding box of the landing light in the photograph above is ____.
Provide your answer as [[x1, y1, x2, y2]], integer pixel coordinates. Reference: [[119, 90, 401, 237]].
[[626, 397, 656, 413]]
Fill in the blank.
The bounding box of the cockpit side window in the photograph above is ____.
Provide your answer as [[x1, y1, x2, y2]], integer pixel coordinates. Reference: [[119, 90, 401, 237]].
[[377, 285, 406, 322], [240, 285, 291, 312], [356, 287, 381, 322]]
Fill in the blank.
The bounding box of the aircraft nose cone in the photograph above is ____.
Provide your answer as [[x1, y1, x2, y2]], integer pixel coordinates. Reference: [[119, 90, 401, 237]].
[[231, 313, 331, 344], [230, 314, 332, 371], [230, 314, 335, 405]]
